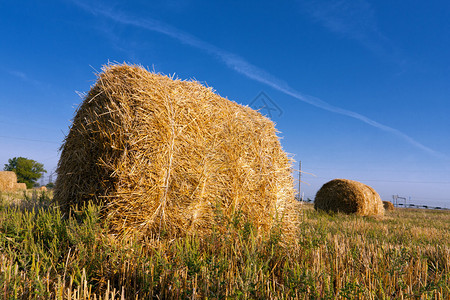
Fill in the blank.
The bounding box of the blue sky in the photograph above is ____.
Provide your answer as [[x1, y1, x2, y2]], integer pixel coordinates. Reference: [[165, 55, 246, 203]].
[[1, 1, 449, 208]]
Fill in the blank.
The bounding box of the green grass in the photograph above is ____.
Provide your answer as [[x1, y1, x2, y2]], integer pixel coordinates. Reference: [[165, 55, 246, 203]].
[[0, 192, 448, 299]]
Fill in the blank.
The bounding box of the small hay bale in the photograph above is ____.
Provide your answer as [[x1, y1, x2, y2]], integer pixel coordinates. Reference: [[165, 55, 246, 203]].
[[15, 183, 27, 190], [314, 179, 384, 216], [0, 171, 18, 192], [55, 63, 298, 238], [383, 201, 394, 211], [38, 186, 47, 192]]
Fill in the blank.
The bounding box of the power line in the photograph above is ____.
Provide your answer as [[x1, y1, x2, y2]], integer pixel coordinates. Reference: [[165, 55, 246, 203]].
[[408, 196, 450, 201], [305, 166, 450, 174], [0, 135, 60, 144], [298, 160, 302, 200], [304, 176, 450, 185], [359, 179, 450, 184], [0, 119, 58, 132]]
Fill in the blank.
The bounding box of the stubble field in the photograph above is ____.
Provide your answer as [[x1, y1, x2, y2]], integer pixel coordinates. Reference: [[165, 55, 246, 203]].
[[0, 191, 448, 299]]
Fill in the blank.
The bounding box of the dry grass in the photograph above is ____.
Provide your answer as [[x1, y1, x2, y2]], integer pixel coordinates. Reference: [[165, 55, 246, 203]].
[[314, 179, 384, 216], [54, 63, 298, 239], [0, 189, 53, 211], [0, 196, 448, 299]]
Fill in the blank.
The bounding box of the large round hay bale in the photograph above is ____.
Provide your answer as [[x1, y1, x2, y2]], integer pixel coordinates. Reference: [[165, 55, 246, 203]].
[[37, 186, 47, 192], [0, 171, 18, 192], [383, 201, 395, 211], [55, 64, 298, 237], [15, 183, 27, 190], [314, 179, 384, 216]]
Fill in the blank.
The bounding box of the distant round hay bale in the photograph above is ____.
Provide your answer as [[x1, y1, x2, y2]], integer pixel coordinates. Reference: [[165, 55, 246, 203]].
[[0, 171, 18, 192], [314, 179, 384, 216], [54, 63, 298, 238], [383, 201, 395, 211], [15, 183, 27, 190]]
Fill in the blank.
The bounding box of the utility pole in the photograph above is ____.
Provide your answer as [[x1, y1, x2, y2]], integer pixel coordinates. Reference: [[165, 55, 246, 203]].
[[298, 160, 302, 201]]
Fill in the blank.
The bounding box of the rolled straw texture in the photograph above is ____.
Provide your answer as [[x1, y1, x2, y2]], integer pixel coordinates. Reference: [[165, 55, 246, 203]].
[[383, 201, 395, 211], [54, 64, 298, 237], [0, 171, 18, 192], [314, 179, 384, 216], [15, 183, 27, 190]]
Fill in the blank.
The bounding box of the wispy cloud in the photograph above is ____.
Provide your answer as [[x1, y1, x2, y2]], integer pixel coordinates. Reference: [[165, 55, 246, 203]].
[[7, 69, 49, 90], [71, 0, 447, 160], [300, 0, 404, 65], [9, 70, 28, 80]]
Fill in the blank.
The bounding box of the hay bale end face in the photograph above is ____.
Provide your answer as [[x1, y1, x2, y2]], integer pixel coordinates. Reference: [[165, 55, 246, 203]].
[[314, 179, 384, 216], [15, 183, 27, 190], [55, 64, 298, 237], [0, 171, 19, 192], [383, 201, 395, 211]]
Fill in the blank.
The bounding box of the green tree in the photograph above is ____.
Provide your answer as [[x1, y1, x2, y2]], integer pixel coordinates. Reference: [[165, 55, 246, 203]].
[[4, 157, 47, 189]]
